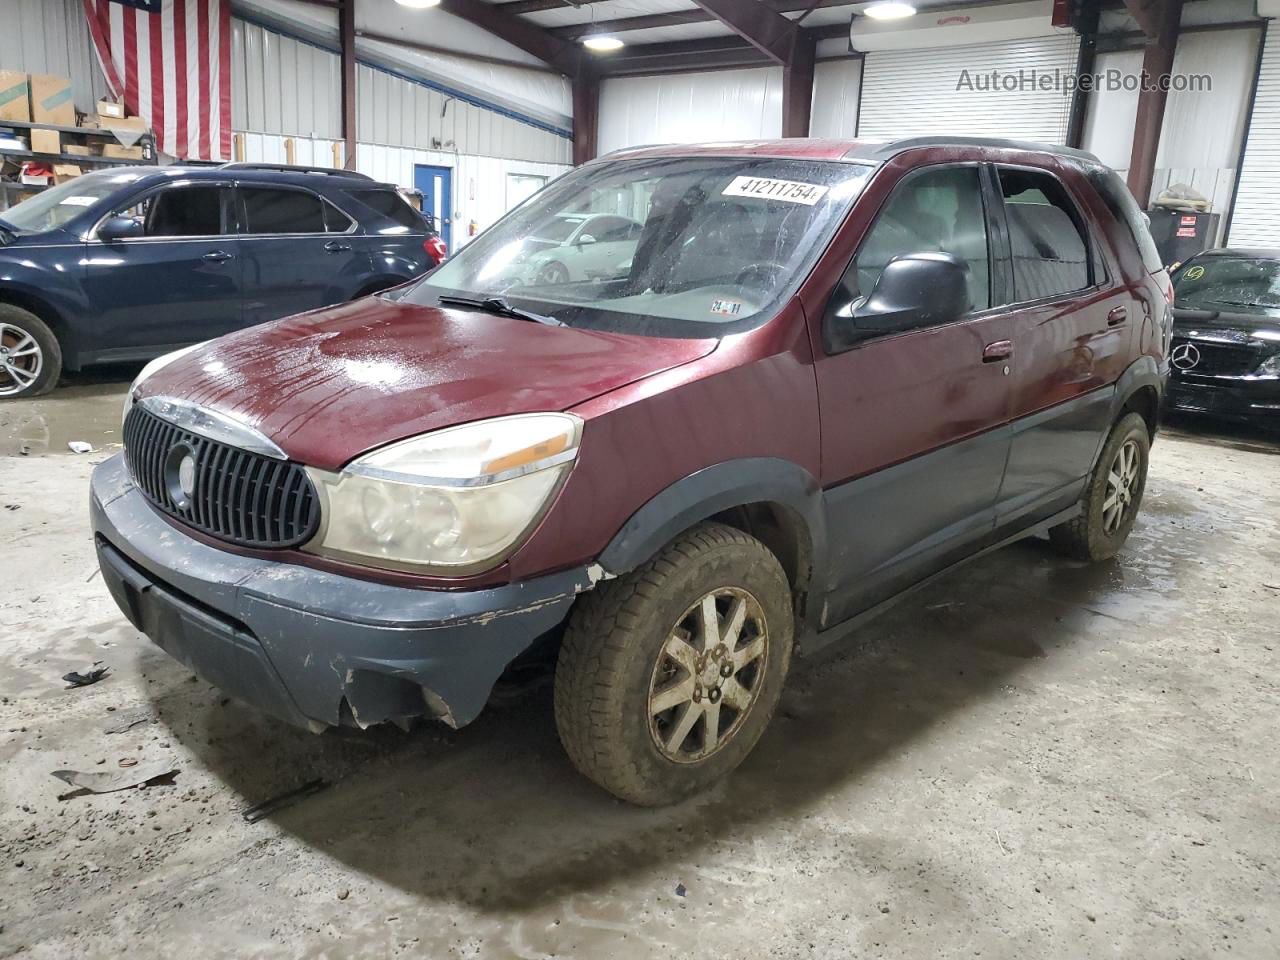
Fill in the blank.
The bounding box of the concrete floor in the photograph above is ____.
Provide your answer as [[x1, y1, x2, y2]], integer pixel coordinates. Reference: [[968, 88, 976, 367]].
[[1, 380, 1278, 959]]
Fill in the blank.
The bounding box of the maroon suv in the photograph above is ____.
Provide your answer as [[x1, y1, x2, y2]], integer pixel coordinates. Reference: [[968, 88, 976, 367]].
[[91, 137, 1172, 805]]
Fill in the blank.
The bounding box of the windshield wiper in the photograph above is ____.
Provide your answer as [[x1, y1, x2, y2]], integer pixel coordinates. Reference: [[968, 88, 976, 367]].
[[437, 295, 564, 327]]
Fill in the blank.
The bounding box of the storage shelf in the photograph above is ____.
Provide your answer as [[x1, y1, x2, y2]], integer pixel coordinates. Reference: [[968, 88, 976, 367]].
[[1, 148, 153, 166], [0, 118, 152, 141]]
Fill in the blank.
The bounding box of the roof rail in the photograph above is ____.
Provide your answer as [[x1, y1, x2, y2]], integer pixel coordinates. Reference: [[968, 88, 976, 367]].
[[845, 137, 1101, 164], [217, 162, 374, 180]]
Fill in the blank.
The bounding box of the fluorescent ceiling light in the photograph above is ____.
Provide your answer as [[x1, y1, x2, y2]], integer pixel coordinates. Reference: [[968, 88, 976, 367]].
[[394, 0, 441, 8], [863, 1, 917, 19], [583, 35, 625, 51]]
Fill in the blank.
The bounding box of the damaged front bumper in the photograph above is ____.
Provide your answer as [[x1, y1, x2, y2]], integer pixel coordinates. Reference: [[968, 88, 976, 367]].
[[90, 453, 592, 732]]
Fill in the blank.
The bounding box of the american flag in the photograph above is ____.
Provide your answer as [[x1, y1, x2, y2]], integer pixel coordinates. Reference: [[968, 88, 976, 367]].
[[81, 0, 231, 162]]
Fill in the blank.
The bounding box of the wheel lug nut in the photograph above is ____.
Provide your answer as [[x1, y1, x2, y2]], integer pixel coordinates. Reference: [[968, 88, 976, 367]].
[[720, 663, 732, 677]]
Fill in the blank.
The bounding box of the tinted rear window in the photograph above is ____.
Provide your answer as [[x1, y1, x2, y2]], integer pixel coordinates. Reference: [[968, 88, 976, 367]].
[[1086, 167, 1164, 274], [242, 187, 327, 233], [346, 189, 423, 230]]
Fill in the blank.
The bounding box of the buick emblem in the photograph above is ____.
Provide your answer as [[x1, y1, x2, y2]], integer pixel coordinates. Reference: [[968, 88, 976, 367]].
[[178, 454, 197, 499], [1171, 342, 1201, 371], [163, 443, 198, 510]]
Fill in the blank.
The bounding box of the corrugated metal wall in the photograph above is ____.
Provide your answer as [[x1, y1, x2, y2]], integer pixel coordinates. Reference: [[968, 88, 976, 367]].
[[231, 19, 570, 165], [597, 67, 784, 154], [232, 19, 342, 140], [0, 0, 109, 113], [810, 59, 863, 139], [355, 63, 570, 166]]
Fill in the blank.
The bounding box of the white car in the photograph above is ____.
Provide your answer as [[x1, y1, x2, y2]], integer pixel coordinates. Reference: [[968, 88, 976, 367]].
[[518, 213, 643, 284]]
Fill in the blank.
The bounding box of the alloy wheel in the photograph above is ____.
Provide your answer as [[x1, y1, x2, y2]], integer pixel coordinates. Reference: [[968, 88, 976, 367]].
[[647, 587, 769, 763], [1102, 437, 1141, 534], [0, 322, 43, 397]]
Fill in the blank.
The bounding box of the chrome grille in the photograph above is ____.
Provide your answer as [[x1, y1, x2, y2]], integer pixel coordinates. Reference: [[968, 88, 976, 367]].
[[1171, 338, 1263, 376], [123, 404, 320, 549]]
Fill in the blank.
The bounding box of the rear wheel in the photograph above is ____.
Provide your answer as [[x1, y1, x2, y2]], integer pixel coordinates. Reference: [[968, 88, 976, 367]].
[[554, 523, 794, 806], [0, 305, 60, 399], [1049, 412, 1150, 561]]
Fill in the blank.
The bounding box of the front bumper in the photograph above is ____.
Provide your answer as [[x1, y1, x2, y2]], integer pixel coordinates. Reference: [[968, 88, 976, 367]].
[[90, 454, 593, 732], [1167, 374, 1280, 423]]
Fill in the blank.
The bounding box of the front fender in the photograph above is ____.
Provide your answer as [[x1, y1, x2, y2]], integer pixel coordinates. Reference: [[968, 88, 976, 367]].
[[597, 457, 827, 580], [0, 251, 92, 362]]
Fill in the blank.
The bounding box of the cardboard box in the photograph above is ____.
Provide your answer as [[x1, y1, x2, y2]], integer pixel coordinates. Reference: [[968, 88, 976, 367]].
[[102, 144, 144, 160], [52, 163, 81, 184], [96, 98, 125, 120], [30, 74, 75, 126], [100, 115, 147, 135], [29, 128, 61, 155], [62, 143, 97, 157], [0, 70, 30, 123]]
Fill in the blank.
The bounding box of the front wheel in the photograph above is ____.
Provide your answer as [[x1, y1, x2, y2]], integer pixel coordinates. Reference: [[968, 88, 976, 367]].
[[554, 523, 794, 806], [0, 305, 61, 399], [1049, 412, 1150, 561]]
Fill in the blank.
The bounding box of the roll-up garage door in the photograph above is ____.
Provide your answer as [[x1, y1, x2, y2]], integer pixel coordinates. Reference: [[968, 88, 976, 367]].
[[1227, 26, 1280, 247], [858, 34, 1081, 144]]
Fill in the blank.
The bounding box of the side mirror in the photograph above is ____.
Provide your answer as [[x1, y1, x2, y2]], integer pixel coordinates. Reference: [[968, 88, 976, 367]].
[[98, 216, 144, 242], [575, 233, 596, 246], [827, 252, 969, 351]]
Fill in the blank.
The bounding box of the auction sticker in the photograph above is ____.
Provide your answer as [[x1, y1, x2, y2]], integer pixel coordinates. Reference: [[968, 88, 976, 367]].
[[1184, 265, 1205, 280], [59, 196, 98, 206], [723, 176, 827, 206], [711, 299, 744, 317]]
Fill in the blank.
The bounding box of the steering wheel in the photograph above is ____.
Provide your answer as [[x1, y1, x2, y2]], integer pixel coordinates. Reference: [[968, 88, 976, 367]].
[[734, 261, 787, 291]]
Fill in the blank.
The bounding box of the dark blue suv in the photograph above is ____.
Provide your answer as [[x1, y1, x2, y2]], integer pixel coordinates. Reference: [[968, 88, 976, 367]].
[[0, 163, 441, 398]]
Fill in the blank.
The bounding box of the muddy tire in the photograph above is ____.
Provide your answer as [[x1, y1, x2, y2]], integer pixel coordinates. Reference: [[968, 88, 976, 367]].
[[0, 304, 60, 399], [554, 523, 794, 806], [1049, 412, 1150, 562]]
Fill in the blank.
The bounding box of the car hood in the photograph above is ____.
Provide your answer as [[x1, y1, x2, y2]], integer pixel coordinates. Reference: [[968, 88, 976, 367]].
[[1171, 306, 1280, 345], [138, 295, 717, 471]]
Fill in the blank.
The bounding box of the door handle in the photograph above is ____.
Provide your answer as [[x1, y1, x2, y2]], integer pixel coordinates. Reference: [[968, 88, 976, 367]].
[[1107, 306, 1128, 326], [982, 340, 1013, 363], [324, 241, 352, 253], [203, 250, 232, 262]]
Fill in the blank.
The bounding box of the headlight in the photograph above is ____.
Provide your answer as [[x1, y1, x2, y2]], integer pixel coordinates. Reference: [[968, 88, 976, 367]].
[[1256, 353, 1280, 378], [122, 342, 206, 424], [304, 413, 582, 574]]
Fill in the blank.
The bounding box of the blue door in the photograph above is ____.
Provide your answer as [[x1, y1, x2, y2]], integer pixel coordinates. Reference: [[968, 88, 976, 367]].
[[414, 164, 453, 249]]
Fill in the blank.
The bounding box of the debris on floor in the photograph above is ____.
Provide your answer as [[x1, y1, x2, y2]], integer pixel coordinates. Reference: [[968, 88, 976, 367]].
[[242, 778, 330, 823], [103, 707, 152, 734], [52, 762, 178, 800], [62, 663, 110, 688], [67, 441, 94, 454]]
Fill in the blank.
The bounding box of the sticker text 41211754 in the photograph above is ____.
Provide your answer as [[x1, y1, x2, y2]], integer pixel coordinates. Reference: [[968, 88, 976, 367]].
[[722, 176, 829, 206]]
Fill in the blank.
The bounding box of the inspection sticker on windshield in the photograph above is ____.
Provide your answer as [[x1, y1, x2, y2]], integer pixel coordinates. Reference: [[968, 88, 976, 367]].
[[59, 196, 98, 206], [722, 176, 828, 206], [711, 299, 744, 317]]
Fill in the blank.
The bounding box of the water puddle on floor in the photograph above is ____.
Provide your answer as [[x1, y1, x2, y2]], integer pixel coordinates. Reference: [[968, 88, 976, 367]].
[[0, 382, 130, 457]]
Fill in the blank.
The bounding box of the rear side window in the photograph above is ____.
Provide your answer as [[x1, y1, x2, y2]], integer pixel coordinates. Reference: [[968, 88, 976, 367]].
[[241, 187, 327, 234], [998, 168, 1090, 302], [345, 189, 423, 230], [1086, 166, 1164, 274]]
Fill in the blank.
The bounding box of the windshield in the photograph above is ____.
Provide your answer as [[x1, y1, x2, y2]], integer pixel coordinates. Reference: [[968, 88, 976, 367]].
[[404, 156, 875, 338], [1, 170, 145, 234], [1174, 257, 1280, 315]]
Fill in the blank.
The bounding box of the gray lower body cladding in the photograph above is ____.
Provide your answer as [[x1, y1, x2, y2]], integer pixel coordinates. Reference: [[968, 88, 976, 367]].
[[90, 453, 590, 732]]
